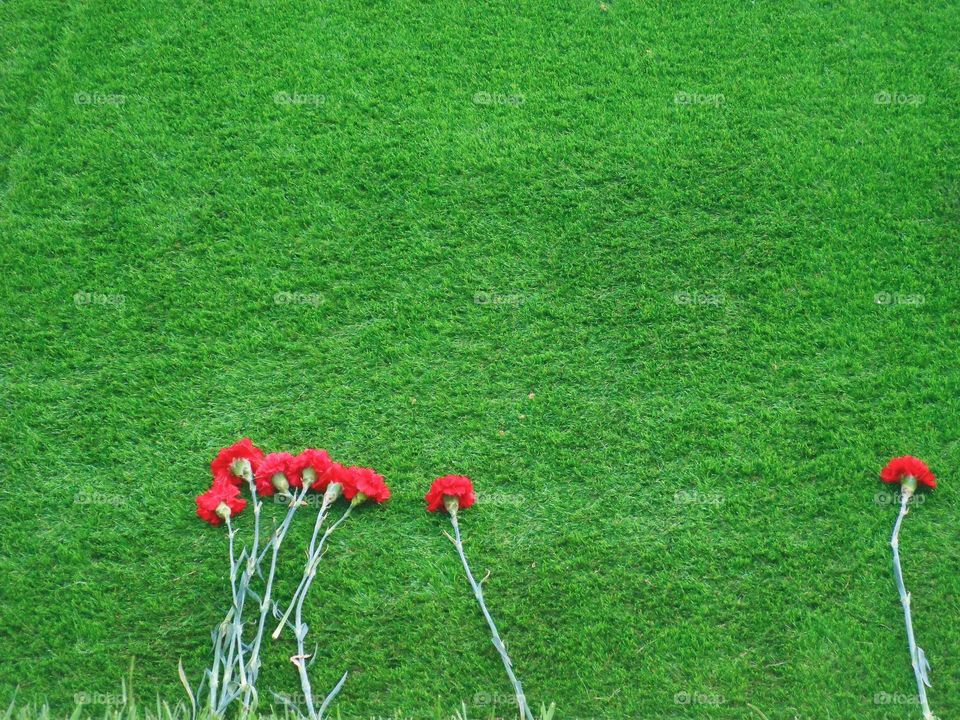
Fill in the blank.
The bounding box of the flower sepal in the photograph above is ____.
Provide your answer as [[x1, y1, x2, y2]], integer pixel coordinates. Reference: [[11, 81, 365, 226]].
[[324, 482, 343, 504], [230, 457, 253, 480], [901, 474, 918, 497], [272, 474, 290, 495]]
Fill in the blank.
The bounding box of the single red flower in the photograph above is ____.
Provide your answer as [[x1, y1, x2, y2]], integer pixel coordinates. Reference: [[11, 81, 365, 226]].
[[210, 438, 265, 486], [426, 475, 476, 513], [318, 461, 351, 495], [880, 455, 936, 489], [196, 480, 247, 525], [343, 466, 390, 503], [290, 449, 334, 491], [255, 452, 299, 495]]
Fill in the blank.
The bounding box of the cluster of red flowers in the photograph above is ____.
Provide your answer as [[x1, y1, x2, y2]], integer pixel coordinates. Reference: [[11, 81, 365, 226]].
[[880, 455, 937, 489], [197, 438, 390, 525], [200, 448, 938, 527]]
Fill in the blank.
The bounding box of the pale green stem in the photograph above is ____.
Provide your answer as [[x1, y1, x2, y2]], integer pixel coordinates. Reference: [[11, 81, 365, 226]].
[[449, 511, 534, 720], [890, 489, 937, 720], [290, 503, 354, 719]]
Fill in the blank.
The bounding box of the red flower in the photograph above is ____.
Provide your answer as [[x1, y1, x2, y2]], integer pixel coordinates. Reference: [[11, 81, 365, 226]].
[[343, 466, 390, 503], [290, 449, 334, 491], [196, 480, 247, 525], [426, 475, 476, 513], [210, 438, 265, 486], [320, 462, 351, 492], [255, 452, 299, 495], [880, 455, 936, 489]]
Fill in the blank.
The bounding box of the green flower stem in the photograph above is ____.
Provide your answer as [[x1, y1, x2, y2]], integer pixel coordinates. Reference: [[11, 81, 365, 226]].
[[271, 488, 339, 640], [448, 511, 534, 720], [218, 516, 248, 710], [243, 485, 309, 711], [208, 613, 228, 714], [890, 487, 937, 720], [289, 503, 354, 720], [308, 492, 335, 558]]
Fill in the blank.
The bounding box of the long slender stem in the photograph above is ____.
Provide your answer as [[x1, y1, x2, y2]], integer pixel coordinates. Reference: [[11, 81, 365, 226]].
[[289, 503, 355, 719], [274, 497, 334, 632], [246, 487, 308, 692], [449, 512, 534, 720], [293, 504, 354, 631], [247, 469, 261, 572], [890, 490, 936, 720], [308, 494, 334, 558], [215, 469, 265, 716], [272, 496, 338, 639], [293, 642, 317, 720], [208, 615, 227, 714], [203, 465, 280, 718], [218, 517, 248, 709]]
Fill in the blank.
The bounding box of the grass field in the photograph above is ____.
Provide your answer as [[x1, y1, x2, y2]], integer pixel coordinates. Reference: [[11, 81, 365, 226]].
[[1, 0, 959, 718]]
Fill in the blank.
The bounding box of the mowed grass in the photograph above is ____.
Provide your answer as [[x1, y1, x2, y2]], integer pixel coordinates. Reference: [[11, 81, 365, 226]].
[[1, 0, 959, 718]]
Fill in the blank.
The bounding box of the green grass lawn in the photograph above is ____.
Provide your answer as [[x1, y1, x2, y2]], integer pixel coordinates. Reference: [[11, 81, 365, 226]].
[[1, 0, 959, 717]]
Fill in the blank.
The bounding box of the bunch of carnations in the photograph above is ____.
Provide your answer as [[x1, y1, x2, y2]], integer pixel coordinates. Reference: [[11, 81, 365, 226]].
[[182, 439, 389, 720]]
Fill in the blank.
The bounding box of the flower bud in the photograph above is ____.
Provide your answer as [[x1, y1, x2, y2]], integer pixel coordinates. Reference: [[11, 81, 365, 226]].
[[215, 501, 232, 521]]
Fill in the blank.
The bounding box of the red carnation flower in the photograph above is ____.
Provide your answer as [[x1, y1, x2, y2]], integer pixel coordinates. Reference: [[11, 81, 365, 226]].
[[290, 449, 334, 491], [343, 466, 390, 503], [255, 452, 299, 495], [880, 455, 936, 489], [196, 480, 247, 525], [322, 461, 352, 489], [426, 475, 476, 513], [210, 438, 265, 486]]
